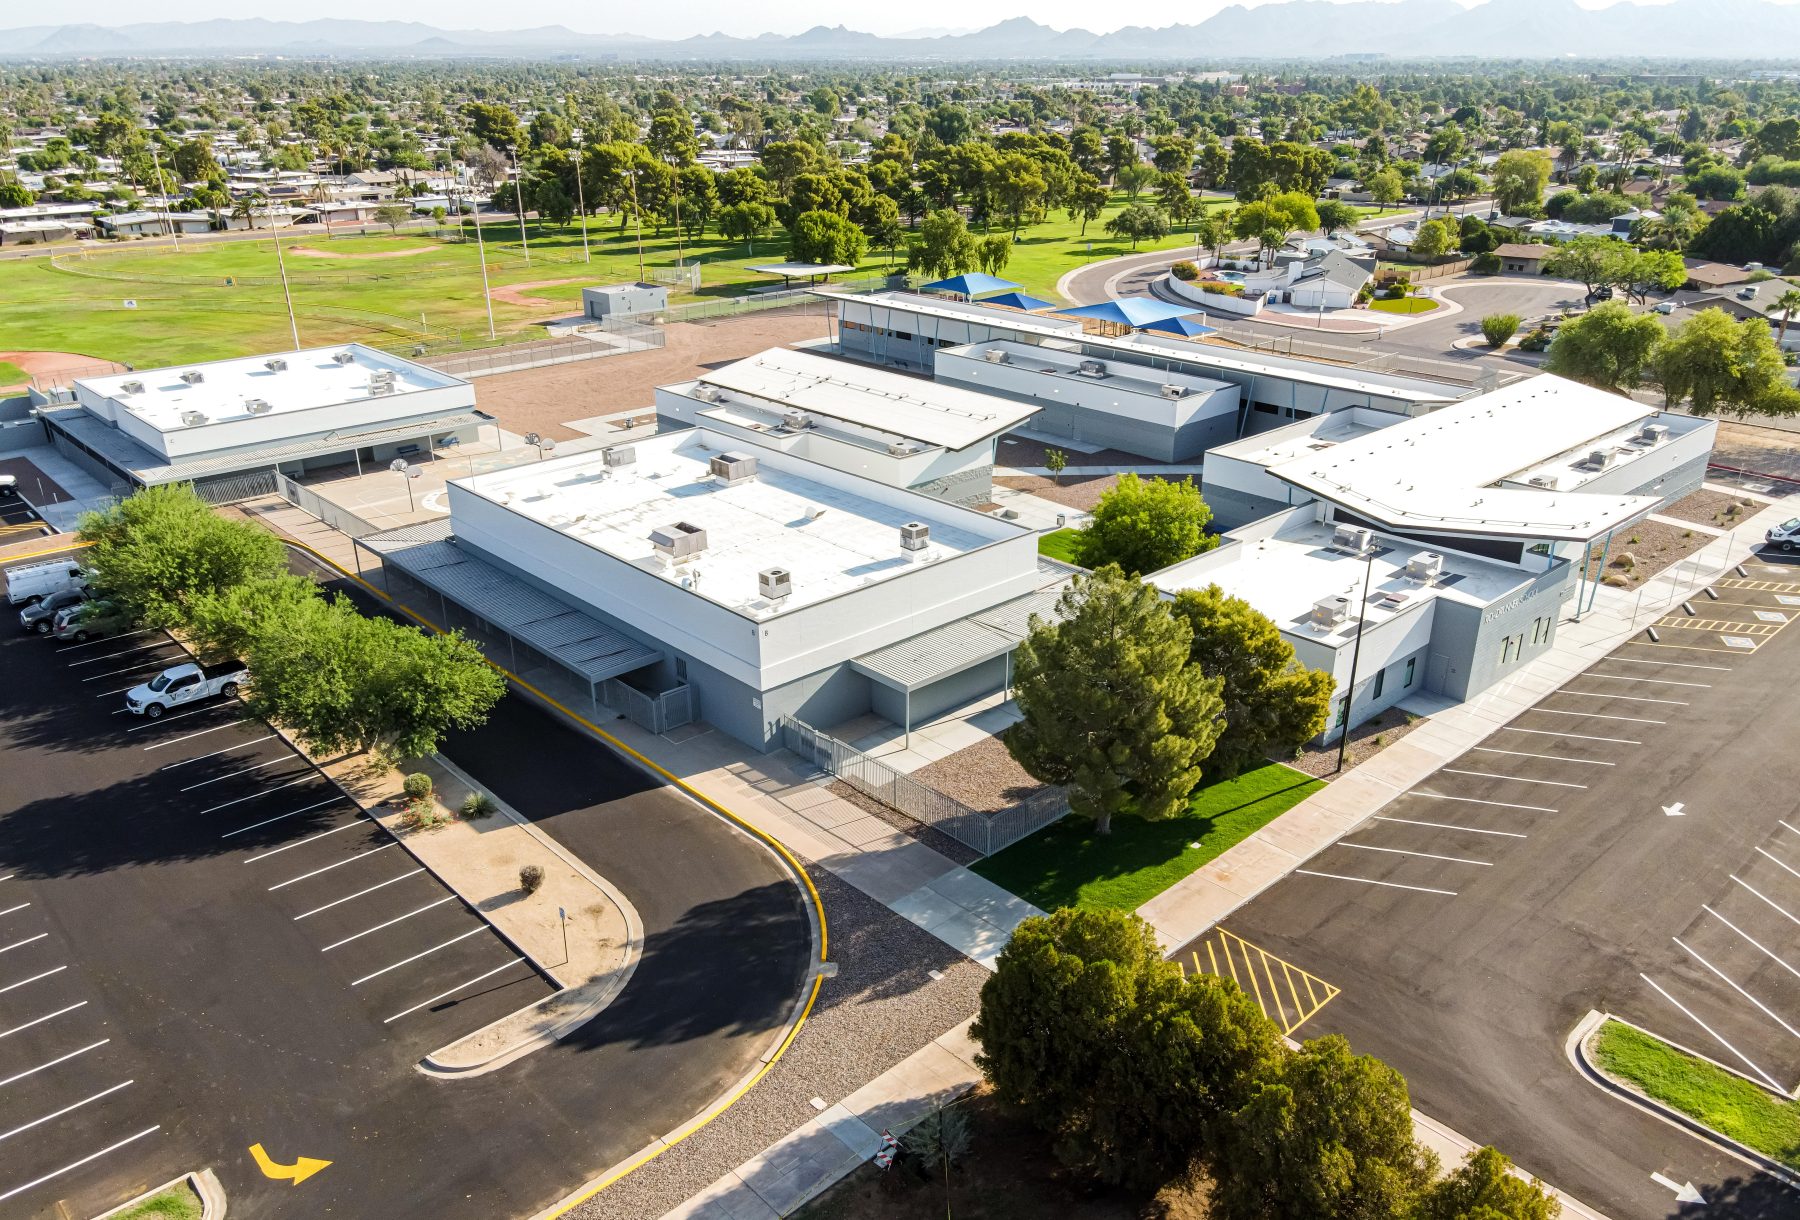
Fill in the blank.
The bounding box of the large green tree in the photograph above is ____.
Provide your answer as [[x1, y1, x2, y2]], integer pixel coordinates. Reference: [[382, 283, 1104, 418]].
[[1104, 202, 1170, 249], [1171, 585, 1334, 779], [911, 207, 979, 279], [1489, 150, 1552, 215], [1543, 301, 1665, 393], [1655, 307, 1800, 417], [1006, 568, 1224, 834], [1073, 473, 1218, 577], [1413, 1146, 1562, 1220], [787, 209, 866, 268]]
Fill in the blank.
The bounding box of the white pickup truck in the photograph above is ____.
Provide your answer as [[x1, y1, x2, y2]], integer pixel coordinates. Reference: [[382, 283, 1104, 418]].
[[125, 661, 246, 719]]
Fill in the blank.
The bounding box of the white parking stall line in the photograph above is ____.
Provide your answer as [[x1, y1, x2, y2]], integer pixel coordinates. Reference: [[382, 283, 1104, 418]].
[[0, 1080, 133, 1145], [179, 754, 297, 791], [1579, 673, 1713, 689], [385, 958, 528, 1024], [93, 682, 153, 698], [1472, 747, 1614, 766], [1294, 869, 1458, 896], [1673, 937, 1800, 1041], [128, 707, 241, 735], [1782, 821, 1800, 841], [66, 640, 171, 667], [293, 869, 426, 920], [0, 874, 11, 883], [0, 965, 65, 995], [223, 797, 352, 842], [0, 902, 29, 918], [141, 718, 250, 748], [269, 843, 396, 891], [1500, 726, 1640, 745], [322, 897, 457, 952], [1442, 767, 1587, 789], [55, 629, 155, 653], [0, 1001, 87, 1040], [1733, 876, 1800, 929], [1341, 842, 1493, 867], [1530, 708, 1666, 725], [0, 934, 47, 955], [240, 817, 367, 861], [0, 1125, 161, 1204], [1757, 847, 1800, 884], [1609, 656, 1732, 672], [1554, 690, 1690, 706], [1703, 905, 1800, 986], [160, 734, 276, 770], [1412, 792, 1559, 814], [351, 927, 488, 986], [80, 660, 172, 683], [198, 775, 319, 816], [1373, 815, 1527, 838], [0, 1039, 107, 1090], [1639, 973, 1784, 1093]]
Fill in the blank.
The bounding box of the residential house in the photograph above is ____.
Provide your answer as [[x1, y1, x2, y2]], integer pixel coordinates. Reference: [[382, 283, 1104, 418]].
[[1493, 242, 1555, 275]]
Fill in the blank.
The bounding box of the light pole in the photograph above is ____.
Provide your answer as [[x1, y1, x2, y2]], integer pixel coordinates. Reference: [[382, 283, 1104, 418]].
[[571, 128, 590, 264], [390, 458, 422, 512], [510, 144, 531, 267], [1334, 539, 1379, 774], [267, 196, 300, 351], [628, 164, 646, 283], [464, 183, 497, 341]]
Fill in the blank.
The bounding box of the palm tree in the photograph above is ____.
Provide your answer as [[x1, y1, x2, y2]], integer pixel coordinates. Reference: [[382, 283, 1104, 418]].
[[233, 190, 266, 232], [1772, 288, 1800, 348]]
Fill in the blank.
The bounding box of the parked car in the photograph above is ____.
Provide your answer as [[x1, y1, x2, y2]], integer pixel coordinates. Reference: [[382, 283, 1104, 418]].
[[0, 474, 17, 499], [1654, 301, 1677, 315], [125, 661, 246, 719], [49, 599, 128, 643], [19, 586, 86, 633], [4, 558, 88, 606], [1587, 286, 1615, 302], [1767, 518, 1800, 553]]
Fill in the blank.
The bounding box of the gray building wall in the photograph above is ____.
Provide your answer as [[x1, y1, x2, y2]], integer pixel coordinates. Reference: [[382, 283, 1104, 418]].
[[995, 398, 1233, 462], [1427, 561, 1576, 701], [1325, 643, 1430, 743], [868, 654, 1009, 729], [1202, 482, 1305, 532]]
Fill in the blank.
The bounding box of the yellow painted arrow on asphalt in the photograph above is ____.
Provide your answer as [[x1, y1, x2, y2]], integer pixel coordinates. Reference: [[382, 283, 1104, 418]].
[[249, 1142, 332, 1185]]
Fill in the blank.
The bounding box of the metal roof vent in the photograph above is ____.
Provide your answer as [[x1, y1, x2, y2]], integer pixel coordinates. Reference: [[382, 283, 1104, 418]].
[[119, 380, 145, 395], [332, 350, 357, 365], [602, 445, 636, 468], [179, 409, 208, 426], [900, 522, 930, 552], [650, 521, 707, 562], [758, 567, 792, 601], [179, 370, 205, 385], [244, 398, 273, 415], [709, 452, 757, 485], [264, 358, 288, 372]]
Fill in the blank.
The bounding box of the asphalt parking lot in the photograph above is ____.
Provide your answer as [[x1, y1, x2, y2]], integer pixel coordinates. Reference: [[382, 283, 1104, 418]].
[[1179, 550, 1800, 1219], [0, 548, 813, 1219], [0, 496, 51, 545]]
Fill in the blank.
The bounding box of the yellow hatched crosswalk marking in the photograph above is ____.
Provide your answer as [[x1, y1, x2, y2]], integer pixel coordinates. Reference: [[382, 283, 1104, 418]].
[[1655, 617, 1778, 635], [1178, 928, 1341, 1037], [1719, 578, 1800, 593]]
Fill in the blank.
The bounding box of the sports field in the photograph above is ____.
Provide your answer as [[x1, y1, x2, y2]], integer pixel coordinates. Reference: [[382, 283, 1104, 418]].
[[0, 194, 1243, 370]]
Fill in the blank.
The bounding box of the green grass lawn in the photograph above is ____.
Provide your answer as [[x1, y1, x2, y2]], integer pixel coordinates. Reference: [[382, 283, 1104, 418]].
[[109, 1182, 203, 1220], [972, 762, 1323, 912], [0, 360, 27, 387], [1369, 296, 1440, 314], [1592, 1020, 1800, 1168], [1036, 528, 1084, 564]]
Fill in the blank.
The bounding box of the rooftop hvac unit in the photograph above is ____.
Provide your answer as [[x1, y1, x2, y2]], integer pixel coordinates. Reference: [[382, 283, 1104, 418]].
[[758, 567, 793, 601], [1588, 448, 1617, 470], [899, 522, 931, 552], [709, 451, 758, 485], [1331, 524, 1373, 554], [264, 358, 287, 372], [781, 410, 814, 430], [1310, 596, 1351, 629], [332, 350, 357, 365], [1405, 551, 1444, 584], [368, 370, 395, 396], [1738, 286, 1759, 300], [602, 445, 636, 468], [693, 383, 721, 403], [179, 409, 208, 426], [1076, 359, 1107, 378], [650, 521, 708, 562], [983, 347, 1009, 364], [119, 380, 144, 395], [1639, 422, 1670, 445], [1527, 475, 1559, 490], [1159, 383, 1187, 400], [179, 370, 205, 385], [887, 441, 921, 457], [244, 398, 273, 415]]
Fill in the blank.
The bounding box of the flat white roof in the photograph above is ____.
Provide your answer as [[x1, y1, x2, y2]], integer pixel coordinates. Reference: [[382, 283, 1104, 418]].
[[944, 339, 1237, 399], [1268, 375, 1662, 542], [747, 262, 854, 276], [1153, 518, 1532, 651], [1210, 408, 1394, 468], [696, 348, 1038, 452], [77, 344, 466, 432], [456, 429, 1022, 618]]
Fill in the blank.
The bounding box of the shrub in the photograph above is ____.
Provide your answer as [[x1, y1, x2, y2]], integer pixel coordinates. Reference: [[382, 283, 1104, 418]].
[[1199, 280, 1244, 297], [1471, 251, 1500, 274], [1170, 259, 1200, 281], [460, 791, 496, 819], [519, 864, 545, 894], [1480, 313, 1521, 347], [402, 772, 434, 801], [1518, 326, 1553, 352]]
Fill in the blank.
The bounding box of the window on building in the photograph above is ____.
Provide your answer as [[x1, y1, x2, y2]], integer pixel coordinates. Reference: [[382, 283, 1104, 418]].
[[1253, 401, 1280, 415], [1502, 636, 1517, 665], [1373, 668, 1385, 699], [1404, 657, 1416, 687], [1334, 698, 1347, 728]]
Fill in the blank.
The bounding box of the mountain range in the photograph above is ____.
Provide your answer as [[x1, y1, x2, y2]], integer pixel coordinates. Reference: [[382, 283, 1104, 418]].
[[6, 0, 1800, 61]]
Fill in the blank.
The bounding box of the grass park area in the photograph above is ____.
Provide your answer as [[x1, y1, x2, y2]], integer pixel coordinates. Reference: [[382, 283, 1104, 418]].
[[972, 762, 1323, 912], [0, 193, 1237, 371], [1591, 1020, 1800, 1169], [1035, 528, 1084, 564], [1369, 295, 1440, 314], [0, 360, 28, 388]]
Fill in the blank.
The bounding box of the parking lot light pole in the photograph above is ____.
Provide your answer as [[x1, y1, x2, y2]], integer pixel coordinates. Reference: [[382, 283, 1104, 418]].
[[510, 144, 531, 267], [391, 458, 421, 512], [571, 130, 591, 264], [1335, 540, 1378, 774]]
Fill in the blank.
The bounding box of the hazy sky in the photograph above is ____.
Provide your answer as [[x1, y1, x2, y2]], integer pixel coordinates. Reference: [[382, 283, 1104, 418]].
[[45, 0, 1697, 41]]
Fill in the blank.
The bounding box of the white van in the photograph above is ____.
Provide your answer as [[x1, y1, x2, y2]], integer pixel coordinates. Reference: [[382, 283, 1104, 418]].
[[1767, 518, 1800, 553], [4, 559, 89, 607]]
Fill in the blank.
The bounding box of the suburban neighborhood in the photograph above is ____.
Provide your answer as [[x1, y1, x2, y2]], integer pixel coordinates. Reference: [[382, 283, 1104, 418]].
[[3, 9, 1800, 1220]]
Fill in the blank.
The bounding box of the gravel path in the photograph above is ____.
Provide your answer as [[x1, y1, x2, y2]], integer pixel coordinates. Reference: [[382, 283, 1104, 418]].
[[565, 866, 988, 1220]]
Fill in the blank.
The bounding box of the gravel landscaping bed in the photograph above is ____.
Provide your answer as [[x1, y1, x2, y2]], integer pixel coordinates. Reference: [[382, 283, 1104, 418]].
[[568, 866, 989, 1220], [1581, 515, 1713, 589], [1713, 420, 1800, 483], [1659, 487, 1765, 529], [1287, 706, 1425, 780], [909, 734, 1047, 815]]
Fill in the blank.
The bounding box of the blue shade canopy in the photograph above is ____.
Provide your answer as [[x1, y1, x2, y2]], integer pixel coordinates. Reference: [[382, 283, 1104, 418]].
[[920, 273, 1021, 296], [1141, 315, 1219, 338], [1055, 297, 1204, 328], [981, 291, 1057, 311]]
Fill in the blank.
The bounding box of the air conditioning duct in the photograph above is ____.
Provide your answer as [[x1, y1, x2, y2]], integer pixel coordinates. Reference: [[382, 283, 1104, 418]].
[[1310, 596, 1350, 629], [602, 445, 636, 468], [709, 452, 757, 485], [650, 521, 708, 562], [899, 522, 930, 552], [179, 370, 205, 385], [1331, 524, 1373, 554], [1405, 551, 1443, 584], [758, 567, 792, 601]]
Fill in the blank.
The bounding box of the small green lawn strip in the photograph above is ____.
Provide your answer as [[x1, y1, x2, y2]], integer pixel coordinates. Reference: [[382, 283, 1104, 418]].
[[1369, 296, 1439, 314], [0, 360, 28, 387], [110, 1182, 204, 1220], [1036, 528, 1084, 564], [1592, 1020, 1800, 1169], [972, 762, 1323, 911]]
